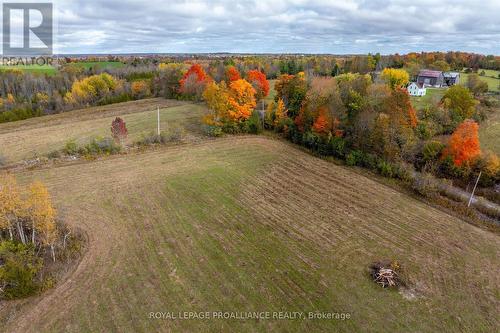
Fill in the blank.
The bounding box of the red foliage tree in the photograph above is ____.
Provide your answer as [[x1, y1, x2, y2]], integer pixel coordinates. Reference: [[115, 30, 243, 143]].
[[226, 66, 241, 82], [246, 70, 270, 100], [111, 117, 128, 142], [443, 119, 481, 166], [179, 64, 210, 98]]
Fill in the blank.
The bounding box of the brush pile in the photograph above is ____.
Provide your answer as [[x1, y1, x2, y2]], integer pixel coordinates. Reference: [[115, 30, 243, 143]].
[[370, 260, 402, 288]]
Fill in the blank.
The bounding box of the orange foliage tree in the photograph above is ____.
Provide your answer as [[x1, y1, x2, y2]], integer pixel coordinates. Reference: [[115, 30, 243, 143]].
[[228, 79, 257, 121], [203, 79, 256, 125], [312, 107, 329, 134], [246, 70, 270, 100], [131, 80, 151, 99], [442, 119, 481, 166]]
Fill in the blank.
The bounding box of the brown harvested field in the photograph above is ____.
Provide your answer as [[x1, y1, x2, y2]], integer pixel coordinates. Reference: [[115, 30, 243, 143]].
[[1, 136, 498, 332], [0, 98, 204, 164]]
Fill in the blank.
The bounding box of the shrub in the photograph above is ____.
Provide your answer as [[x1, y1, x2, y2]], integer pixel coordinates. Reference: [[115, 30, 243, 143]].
[[0, 153, 6, 166], [422, 141, 445, 163], [377, 160, 394, 178], [47, 150, 61, 159], [166, 126, 184, 142], [412, 172, 439, 197], [136, 129, 183, 145], [393, 162, 415, 184], [328, 136, 346, 158], [203, 125, 223, 137], [302, 131, 320, 150], [245, 110, 263, 134], [416, 120, 440, 140], [0, 241, 42, 299], [63, 139, 79, 155], [361, 153, 378, 169], [80, 137, 121, 156], [475, 152, 500, 187], [346, 150, 364, 166]]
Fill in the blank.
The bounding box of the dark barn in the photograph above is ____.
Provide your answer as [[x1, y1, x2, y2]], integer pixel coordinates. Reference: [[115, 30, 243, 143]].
[[417, 70, 444, 87]]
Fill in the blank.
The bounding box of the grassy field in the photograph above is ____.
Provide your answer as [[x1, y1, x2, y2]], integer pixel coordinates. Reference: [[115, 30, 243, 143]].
[[0, 98, 204, 164], [66, 61, 125, 71], [0, 136, 498, 332], [0, 99, 499, 332], [461, 69, 500, 92], [410, 88, 446, 110], [479, 108, 500, 154], [0, 64, 57, 75]]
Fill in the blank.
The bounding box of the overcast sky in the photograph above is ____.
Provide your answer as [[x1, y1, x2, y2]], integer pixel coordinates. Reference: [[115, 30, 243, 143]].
[[40, 0, 500, 54]]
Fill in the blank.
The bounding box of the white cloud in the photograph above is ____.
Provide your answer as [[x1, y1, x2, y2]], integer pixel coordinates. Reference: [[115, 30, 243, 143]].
[[49, 0, 500, 54]]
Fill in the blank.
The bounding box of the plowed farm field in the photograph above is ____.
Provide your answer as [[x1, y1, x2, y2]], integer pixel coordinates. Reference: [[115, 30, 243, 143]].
[[1, 136, 498, 333]]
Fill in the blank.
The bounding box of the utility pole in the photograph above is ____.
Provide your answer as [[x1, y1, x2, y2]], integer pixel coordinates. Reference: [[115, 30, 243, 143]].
[[467, 171, 481, 207], [157, 106, 161, 135]]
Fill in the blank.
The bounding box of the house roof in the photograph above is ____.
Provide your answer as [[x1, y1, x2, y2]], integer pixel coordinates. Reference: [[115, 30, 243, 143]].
[[418, 69, 442, 78], [409, 82, 425, 89], [443, 72, 460, 78]]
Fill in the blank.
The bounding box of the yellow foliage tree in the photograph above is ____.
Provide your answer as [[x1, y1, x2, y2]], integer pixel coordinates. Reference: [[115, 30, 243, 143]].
[[381, 68, 410, 89], [203, 81, 232, 125], [6, 93, 15, 105], [66, 73, 119, 105], [26, 181, 57, 248], [0, 175, 24, 242], [0, 176, 58, 258], [274, 98, 287, 126]]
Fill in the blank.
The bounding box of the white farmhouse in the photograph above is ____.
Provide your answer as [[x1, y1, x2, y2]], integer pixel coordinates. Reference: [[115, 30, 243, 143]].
[[407, 82, 426, 97]]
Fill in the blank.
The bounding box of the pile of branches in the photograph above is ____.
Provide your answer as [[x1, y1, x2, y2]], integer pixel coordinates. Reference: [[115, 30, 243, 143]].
[[370, 260, 402, 288]]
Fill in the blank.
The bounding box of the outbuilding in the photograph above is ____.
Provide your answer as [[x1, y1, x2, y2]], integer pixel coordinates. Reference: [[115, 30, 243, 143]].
[[417, 69, 444, 87]]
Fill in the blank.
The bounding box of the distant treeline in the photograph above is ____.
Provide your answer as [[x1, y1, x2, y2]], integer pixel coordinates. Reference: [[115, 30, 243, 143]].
[[0, 51, 498, 123]]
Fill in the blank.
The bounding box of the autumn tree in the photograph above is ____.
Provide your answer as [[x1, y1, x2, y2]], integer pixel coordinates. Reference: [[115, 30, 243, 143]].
[[465, 74, 489, 96], [442, 119, 481, 166], [442, 85, 477, 123], [0, 176, 59, 260], [274, 98, 287, 126], [246, 70, 270, 100], [111, 117, 128, 143], [155, 63, 187, 98], [265, 98, 288, 129], [26, 182, 57, 260], [312, 107, 330, 135], [227, 79, 257, 121], [226, 66, 241, 82], [64, 73, 120, 106], [430, 60, 451, 72], [380, 68, 409, 89], [202, 79, 257, 126], [275, 73, 307, 118], [0, 175, 23, 241], [385, 88, 417, 129], [131, 80, 151, 99], [179, 64, 210, 100], [202, 81, 232, 126]]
